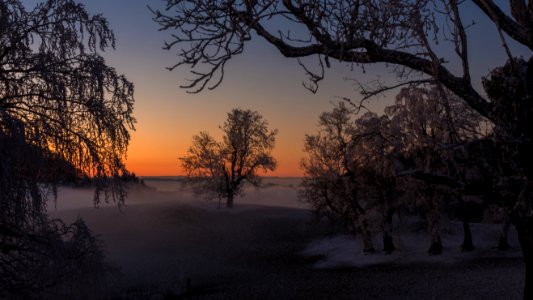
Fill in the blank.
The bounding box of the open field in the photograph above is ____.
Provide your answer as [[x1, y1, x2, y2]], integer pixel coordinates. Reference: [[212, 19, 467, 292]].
[[48, 178, 524, 299]]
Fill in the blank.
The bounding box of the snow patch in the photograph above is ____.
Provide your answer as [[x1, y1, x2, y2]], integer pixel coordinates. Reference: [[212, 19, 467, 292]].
[[302, 220, 522, 269]]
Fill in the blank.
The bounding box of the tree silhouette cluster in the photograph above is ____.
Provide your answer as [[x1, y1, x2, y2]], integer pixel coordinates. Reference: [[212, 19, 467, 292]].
[[300, 85, 489, 255], [154, 1, 533, 297], [1, 0, 135, 297]]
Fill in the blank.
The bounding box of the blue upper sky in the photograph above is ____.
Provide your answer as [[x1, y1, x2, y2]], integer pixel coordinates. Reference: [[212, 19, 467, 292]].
[[18, 0, 532, 176]]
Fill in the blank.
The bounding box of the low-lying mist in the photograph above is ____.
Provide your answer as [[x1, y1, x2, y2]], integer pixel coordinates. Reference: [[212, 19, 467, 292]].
[[45, 177, 523, 299]]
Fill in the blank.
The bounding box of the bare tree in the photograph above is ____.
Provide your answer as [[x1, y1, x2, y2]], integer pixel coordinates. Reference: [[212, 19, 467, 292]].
[[300, 103, 394, 253], [301, 88, 484, 254], [0, 216, 116, 298], [1, 0, 136, 204], [385, 85, 487, 253], [1, 0, 135, 296], [181, 108, 277, 208], [153, 1, 533, 297]]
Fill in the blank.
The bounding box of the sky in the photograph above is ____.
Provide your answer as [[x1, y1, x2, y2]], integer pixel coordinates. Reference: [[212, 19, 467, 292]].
[[21, 1, 532, 177]]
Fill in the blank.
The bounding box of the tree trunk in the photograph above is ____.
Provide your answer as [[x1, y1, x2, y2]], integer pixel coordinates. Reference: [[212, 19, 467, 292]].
[[427, 210, 442, 255], [498, 214, 511, 250], [514, 217, 533, 300], [359, 217, 375, 253], [428, 234, 442, 255], [226, 192, 234, 208], [382, 208, 395, 254], [461, 219, 474, 252]]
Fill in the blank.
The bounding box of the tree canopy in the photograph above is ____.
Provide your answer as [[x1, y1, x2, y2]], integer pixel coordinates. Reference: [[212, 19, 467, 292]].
[[152, 1, 530, 122], [181, 108, 277, 208], [1, 0, 135, 296], [1, 0, 136, 210]]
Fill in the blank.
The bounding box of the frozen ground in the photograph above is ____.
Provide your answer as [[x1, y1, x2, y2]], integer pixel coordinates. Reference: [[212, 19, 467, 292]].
[[303, 219, 521, 269], [47, 177, 524, 299]]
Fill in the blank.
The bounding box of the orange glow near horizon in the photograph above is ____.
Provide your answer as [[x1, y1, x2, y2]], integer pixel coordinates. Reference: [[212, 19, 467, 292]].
[[125, 128, 306, 177], [121, 78, 393, 178], [118, 53, 351, 178], [126, 158, 304, 177]]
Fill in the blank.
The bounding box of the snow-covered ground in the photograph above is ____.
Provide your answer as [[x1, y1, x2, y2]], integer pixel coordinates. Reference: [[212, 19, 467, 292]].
[[302, 220, 521, 269], [47, 178, 524, 299]]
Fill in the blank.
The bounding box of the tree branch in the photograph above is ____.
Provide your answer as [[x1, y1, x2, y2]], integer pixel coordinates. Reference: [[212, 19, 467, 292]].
[[472, 0, 533, 49]]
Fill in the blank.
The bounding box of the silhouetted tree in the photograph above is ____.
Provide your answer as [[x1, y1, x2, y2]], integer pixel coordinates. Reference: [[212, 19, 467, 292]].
[[300, 103, 395, 253], [301, 88, 484, 255], [154, 1, 533, 297], [1, 0, 135, 297], [386, 85, 487, 254], [181, 109, 277, 208]]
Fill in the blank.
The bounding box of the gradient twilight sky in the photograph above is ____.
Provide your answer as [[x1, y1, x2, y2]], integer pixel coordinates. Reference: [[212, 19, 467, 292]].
[[22, 1, 531, 176]]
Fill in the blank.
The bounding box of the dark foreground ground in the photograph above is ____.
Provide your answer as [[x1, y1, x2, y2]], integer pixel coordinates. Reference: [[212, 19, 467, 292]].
[[54, 206, 524, 299], [169, 210, 523, 300], [51, 186, 524, 299], [195, 256, 523, 300]]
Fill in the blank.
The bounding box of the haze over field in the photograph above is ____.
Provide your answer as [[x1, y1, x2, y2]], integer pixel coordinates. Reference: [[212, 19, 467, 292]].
[[44, 179, 524, 299]]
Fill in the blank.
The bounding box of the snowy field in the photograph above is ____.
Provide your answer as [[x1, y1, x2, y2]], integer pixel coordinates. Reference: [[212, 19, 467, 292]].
[[47, 177, 524, 299]]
